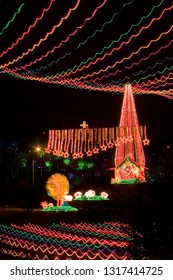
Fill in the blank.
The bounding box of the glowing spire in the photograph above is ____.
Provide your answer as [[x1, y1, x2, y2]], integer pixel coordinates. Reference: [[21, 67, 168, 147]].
[[115, 83, 145, 167], [112, 84, 146, 184]]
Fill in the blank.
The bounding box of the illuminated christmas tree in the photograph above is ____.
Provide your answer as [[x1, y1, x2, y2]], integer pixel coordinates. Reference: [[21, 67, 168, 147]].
[[111, 84, 148, 184]]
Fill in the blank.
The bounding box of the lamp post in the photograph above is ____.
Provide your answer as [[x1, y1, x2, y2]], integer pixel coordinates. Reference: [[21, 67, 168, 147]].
[[32, 146, 41, 187]]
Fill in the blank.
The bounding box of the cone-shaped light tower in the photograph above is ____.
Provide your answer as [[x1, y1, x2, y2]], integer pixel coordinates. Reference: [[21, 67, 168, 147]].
[[111, 84, 146, 184]]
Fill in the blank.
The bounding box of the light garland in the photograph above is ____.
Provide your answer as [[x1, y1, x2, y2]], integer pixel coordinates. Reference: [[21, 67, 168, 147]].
[[0, 1, 172, 96], [45, 123, 148, 159], [0, 221, 145, 260]]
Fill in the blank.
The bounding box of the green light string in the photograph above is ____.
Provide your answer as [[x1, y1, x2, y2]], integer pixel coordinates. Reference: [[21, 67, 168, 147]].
[[0, 3, 25, 36]]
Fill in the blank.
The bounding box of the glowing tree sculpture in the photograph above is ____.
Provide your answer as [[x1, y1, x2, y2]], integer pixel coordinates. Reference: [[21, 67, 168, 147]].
[[46, 173, 70, 206], [111, 84, 147, 184]]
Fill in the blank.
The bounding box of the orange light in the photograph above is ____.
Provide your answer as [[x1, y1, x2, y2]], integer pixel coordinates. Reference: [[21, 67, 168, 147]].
[[35, 146, 41, 152]]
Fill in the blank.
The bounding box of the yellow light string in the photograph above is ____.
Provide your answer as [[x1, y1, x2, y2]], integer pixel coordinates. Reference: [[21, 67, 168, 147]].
[[77, 129, 80, 155], [108, 128, 111, 143], [57, 130, 61, 153], [90, 129, 93, 151], [143, 126, 150, 145], [60, 130, 65, 156], [87, 130, 89, 153], [111, 127, 115, 143], [86, 129, 93, 156], [79, 129, 83, 157], [63, 130, 67, 152], [50, 130, 54, 149], [83, 128, 87, 152], [101, 128, 104, 146], [98, 128, 101, 147], [74, 129, 78, 155], [108, 127, 112, 146], [107, 127, 114, 148], [101, 127, 107, 150], [92, 128, 98, 154], [104, 127, 107, 141], [65, 130, 71, 156], [139, 126, 143, 138], [94, 128, 97, 148], [54, 130, 58, 152], [115, 126, 120, 146], [70, 129, 74, 154], [45, 130, 52, 152]]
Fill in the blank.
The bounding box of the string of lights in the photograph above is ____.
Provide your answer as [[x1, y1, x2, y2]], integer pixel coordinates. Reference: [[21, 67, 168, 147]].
[[0, 0, 172, 96], [0, 0, 55, 58], [0, 221, 145, 260], [0, 3, 24, 36]]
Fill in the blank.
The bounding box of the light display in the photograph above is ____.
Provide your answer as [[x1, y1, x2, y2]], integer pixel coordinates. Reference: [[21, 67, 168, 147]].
[[45, 118, 148, 159], [41, 203, 78, 212], [111, 84, 147, 184], [0, 222, 146, 260], [45, 84, 149, 185], [46, 173, 70, 206], [73, 190, 109, 200], [41, 189, 109, 208], [0, 3, 25, 36], [0, 1, 172, 98]]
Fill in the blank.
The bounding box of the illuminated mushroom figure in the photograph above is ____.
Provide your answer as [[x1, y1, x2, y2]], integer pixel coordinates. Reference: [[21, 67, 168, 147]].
[[46, 173, 70, 206]]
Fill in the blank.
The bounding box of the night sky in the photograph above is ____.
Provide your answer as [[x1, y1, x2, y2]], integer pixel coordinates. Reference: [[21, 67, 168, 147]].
[[0, 0, 173, 143]]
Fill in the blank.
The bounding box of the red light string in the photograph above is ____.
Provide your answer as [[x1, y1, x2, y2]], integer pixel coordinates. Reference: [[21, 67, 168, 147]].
[[0, 1, 55, 58], [0, 220, 145, 260]]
